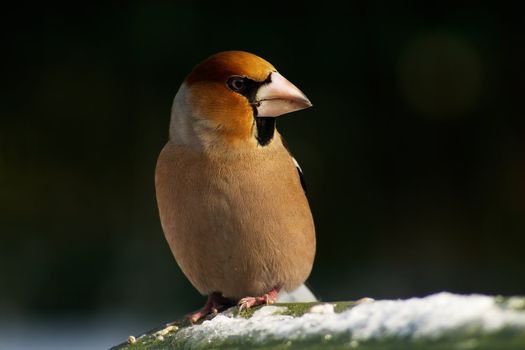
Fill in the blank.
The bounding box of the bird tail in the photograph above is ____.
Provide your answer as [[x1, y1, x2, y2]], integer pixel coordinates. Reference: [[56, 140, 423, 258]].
[[277, 283, 318, 302]]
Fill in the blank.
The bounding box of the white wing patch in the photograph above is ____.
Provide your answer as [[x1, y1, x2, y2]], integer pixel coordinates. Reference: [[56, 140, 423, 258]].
[[292, 157, 307, 194], [292, 157, 302, 173]]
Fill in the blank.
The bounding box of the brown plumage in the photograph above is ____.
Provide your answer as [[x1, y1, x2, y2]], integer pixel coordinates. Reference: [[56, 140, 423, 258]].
[[155, 51, 316, 321]]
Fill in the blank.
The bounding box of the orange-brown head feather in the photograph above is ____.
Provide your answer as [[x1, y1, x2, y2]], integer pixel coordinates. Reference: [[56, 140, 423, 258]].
[[186, 51, 276, 87], [182, 51, 276, 147], [170, 51, 310, 150]]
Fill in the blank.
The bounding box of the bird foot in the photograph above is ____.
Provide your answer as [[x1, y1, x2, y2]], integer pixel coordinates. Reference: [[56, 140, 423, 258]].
[[186, 292, 232, 323], [238, 286, 280, 312]]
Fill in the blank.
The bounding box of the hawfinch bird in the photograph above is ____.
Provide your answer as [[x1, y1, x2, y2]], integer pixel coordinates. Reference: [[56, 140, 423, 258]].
[[155, 51, 316, 322]]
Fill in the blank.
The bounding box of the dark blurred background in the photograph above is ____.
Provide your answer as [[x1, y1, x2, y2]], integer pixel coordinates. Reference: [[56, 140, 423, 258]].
[[1, 2, 524, 348]]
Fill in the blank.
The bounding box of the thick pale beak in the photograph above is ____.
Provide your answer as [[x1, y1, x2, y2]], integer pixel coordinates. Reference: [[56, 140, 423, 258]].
[[255, 72, 312, 117]]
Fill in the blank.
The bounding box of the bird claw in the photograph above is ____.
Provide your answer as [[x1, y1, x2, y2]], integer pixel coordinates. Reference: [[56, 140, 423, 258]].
[[237, 287, 280, 312], [186, 292, 231, 323], [238, 296, 258, 312]]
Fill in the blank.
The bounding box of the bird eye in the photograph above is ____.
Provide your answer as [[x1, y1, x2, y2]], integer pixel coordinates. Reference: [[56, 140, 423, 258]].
[[227, 76, 246, 92]]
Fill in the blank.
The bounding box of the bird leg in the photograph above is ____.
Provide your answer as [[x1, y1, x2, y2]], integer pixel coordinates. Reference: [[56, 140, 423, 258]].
[[238, 286, 281, 312], [187, 292, 232, 323]]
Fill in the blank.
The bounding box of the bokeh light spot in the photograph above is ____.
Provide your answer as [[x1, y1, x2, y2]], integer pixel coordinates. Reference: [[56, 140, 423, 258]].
[[398, 33, 484, 119]]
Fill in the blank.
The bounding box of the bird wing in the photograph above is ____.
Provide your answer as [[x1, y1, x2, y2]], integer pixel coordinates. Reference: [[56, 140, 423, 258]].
[[291, 156, 307, 194], [281, 136, 307, 194]]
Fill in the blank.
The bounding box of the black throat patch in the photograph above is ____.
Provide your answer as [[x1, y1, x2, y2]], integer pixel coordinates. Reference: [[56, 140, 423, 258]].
[[255, 117, 276, 146], [227, 73, 276, 147]]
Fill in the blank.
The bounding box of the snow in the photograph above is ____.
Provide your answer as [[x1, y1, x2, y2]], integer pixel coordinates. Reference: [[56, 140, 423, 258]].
[[170, 292, 525, 346], [309, 303, 335, 314]]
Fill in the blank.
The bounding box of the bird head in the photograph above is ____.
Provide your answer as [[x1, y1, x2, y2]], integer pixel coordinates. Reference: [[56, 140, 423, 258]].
[[169, 51, 312, 150]]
